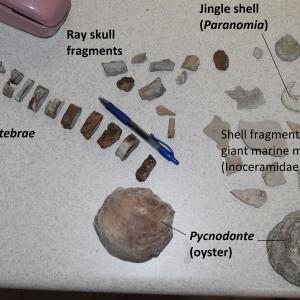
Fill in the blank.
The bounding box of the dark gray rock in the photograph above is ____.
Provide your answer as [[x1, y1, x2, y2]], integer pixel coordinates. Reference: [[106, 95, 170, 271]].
[[102, 61, 128, 77], [149, 59, 175, 72], [138, 77, 166, 100], [44, 98, 64, 119], [2, 81, 14, 98], [10, 69, 24, 85]]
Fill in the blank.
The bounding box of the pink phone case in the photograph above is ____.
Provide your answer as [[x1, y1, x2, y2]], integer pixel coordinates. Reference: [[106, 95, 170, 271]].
[[0, 0, 71, 37]]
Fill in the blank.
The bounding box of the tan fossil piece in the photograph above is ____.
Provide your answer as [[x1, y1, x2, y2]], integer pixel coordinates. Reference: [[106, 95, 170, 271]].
[[230, 189, 267, 208], [168, 118, 175, 138], [156, 105, 176, 116], [225, 155, 243, 176], [287, 121, 300, 133], [94, 187, 175, 263], [181, 55, 200, 71], [281, 82, 300, 112], [131, 52, 147, 64], [262, 162, 286, 187]]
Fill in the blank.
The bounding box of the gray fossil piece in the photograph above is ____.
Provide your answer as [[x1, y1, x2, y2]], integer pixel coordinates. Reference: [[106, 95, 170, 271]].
[[225, 155, 243, 176], [14, 79, 34, 102], [115, 134, 140, 161], [275, 34, 300, 62], [168, 118, 175, 138], [230, 189, 267, 208], [94, 187, 174, 263], [203, 115, 231, 150], [44, 98, 64, 119], [10, 69, 24, 85], [267, 211, 300, 286], [149, 59, 175, 72], [138, 77, 166, 100], [281, 82, 300, 112], [225, 86, 265, 109], [238, 120, 288, 157], [156, 105, 175, 116], [181, 55, 200, 71], [0, 61, 6, 73], [176, 70, 188, 85], [28, 85, 49, 112], [253, 47, 263, 59], [102, 60, 128, 77], [262, 162, 286, 187], [131, 52, 147, 64], [2, 81, 14, 98]]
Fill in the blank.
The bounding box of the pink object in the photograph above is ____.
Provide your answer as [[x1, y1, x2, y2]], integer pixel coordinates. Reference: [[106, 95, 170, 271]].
[[0, 0, 71, 37]]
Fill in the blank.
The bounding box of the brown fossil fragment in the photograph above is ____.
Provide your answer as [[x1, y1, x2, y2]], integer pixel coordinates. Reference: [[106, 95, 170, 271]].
[[44, 98, 64, 119], [28, 85, 49, 112], [10, 69, 24, 85], [131, 52, 147, 64], [61, 104, 82, 129], [81, 111, 103, 140], [181, 55, 200, 71], [115, 134, 140, 161], [156, 105, 176, 116], [213, 50, 229, 71], [97, 122, 122, 148], [168, 118, 175, 138], [94, 187, 174, 263], [267, 211, 300, 286], [2, 81, 14, 98], [230, 189, 268, 208], [138, 77, 166, 100], [136, 155, 156, 182], [116, 77, 135, 92]]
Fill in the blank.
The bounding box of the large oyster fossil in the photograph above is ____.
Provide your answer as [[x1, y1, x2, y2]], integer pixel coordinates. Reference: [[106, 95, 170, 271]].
[[267, 211, 300, 286], [94, 187, 175, 263]]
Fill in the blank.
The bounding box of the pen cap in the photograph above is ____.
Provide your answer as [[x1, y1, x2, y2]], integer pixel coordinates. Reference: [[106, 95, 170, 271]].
[[159, 147, 179, 165]]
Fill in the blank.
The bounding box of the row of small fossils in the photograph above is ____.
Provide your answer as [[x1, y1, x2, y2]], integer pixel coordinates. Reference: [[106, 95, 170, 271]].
[[0, 66, 158, 182]]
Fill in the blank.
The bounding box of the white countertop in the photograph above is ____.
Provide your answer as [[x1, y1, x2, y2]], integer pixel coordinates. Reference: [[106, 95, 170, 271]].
[[0, 0, 300, 296]]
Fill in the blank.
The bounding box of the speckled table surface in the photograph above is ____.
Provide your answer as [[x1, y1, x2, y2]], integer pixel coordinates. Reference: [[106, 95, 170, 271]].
[[0, 0, 300, 297]]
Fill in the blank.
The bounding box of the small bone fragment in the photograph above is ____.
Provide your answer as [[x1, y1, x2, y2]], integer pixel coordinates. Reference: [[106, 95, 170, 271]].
[[287, 121, 300, 133], [275, 34, 300, 62], [230, 189, 268, 208], [203, 115, 231, 149], [2, 81, 14, 98], [253, 47, 263, 59], [10, 69, 24, 85], [149, 59, 175, 72], [136, 155, 156, 182], [101, 61, 128, 77], [181, 55, 200, 71], [156, 105, 175, 116], [175, 70, 188, 85], [44, 98, 64, 119], [262, 162, 286, 187], [138, 77, 166, 100], [115, 134, 140, 161], [168, 118, 175, 138], [213, 50, 229, 71], [28, 85, 49, 112], [81, 111, 103, 140], [97, 123, 122, 148], [238, 120, 288, 157], [225, 86, 265, 109], [116, 77, 134, 92], [131, 52, 147, 64], [61, 104, 81, 129], [0, 61, 6, 73], [281, 82, 300, 112], [14, 79, 34, 102], [225, 155, 243, 176]]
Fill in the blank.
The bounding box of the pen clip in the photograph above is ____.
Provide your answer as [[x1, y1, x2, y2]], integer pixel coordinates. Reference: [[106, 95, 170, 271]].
[[150, 133, 174, 155]]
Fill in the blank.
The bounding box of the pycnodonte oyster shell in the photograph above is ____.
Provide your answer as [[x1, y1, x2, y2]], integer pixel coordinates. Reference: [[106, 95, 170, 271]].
[[267, 211, 300, 286], [94, 187, 175, 263]]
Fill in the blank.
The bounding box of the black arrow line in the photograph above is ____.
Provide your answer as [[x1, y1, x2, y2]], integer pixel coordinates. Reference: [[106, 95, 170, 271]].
[[160, 221, 187, 236]]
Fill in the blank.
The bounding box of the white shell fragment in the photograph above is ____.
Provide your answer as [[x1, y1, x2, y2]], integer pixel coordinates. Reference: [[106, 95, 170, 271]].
[[267, 211, 300, 286], [225, 155, 243, 176], [149, 59, 175, 72], [138, 77, 166, 100], [168, 118, 175, 138], [94, 187, 175, 263], [181, 55, 200, 71], [44, 98, 64, 119], [156, 105, 175, 116], [262, 162, 287, 187], [253, 47, 263, 59], [275, 34, 300, 62], [230, 189, 268, 208], [175, 71, 188, 85], [115, 134, 140, 161], [203, 115, 231, 149], [225, 86, 265, 109], [0, 61, 6, 73], [101, 60, 128, 77], [14, 79, 34, 102], [281, 82, 300, 112], [10, 69, 23, 85], [28, 85, 49, 112], [238, 120, 288, 157]]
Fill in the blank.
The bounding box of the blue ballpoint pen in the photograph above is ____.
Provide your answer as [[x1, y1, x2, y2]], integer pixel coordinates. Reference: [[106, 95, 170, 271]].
[[99, 97, 179, 165]]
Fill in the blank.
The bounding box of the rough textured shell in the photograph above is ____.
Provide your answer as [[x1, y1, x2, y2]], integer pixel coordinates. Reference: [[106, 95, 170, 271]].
[[94, 187, 175, 263]]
